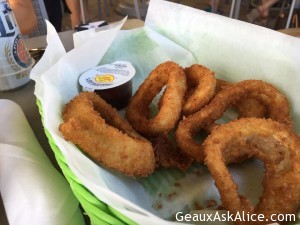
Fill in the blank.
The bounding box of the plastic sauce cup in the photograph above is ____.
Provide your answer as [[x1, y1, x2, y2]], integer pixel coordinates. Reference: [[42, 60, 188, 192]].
[[79, 61, 136, 110]]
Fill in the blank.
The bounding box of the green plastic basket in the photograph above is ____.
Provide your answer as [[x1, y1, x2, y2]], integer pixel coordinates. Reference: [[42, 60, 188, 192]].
[[36, 99, 138, 225]]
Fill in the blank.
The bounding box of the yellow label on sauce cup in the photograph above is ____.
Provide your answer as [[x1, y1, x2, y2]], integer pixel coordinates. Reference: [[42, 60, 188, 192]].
[[95, 74, 115, 83]]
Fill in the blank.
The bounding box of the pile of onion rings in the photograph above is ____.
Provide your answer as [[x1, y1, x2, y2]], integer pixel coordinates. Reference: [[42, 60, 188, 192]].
[[59, 61, 300, 224], [176, 79, 292, 162], [126, 62, 218, 169], [124, 61, 299, 223]]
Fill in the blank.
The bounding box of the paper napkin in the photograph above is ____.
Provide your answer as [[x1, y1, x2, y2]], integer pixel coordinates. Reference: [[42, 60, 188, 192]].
[[0, 99, 85, 225]]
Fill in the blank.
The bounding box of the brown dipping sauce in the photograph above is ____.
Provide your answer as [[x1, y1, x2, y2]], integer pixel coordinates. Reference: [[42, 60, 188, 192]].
[[94, 80, 132, 110]]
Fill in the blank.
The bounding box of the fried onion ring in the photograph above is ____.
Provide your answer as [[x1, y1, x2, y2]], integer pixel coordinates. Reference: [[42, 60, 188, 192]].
[[126, 61, 187, 137], [176, 80, 292, 162], [59, 92, 155, 177], [183, 64, 216, 116], [204, 118, 300, 225], [152, 134, 192, 170], [236, 98, 266, 118], [216, 79, 267, 118]]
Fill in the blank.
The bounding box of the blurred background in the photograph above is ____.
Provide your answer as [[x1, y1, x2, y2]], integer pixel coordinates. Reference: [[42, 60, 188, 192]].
[[59, 0, 299, 31]]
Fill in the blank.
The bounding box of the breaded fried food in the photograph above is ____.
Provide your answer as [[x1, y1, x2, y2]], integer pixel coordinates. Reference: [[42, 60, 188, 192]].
[[183, 64, 216, 116], [59, 92, 155, 177], [176, 80, 292, 163], [216, 79, 267, 118], [204, 118, 300, 225], [236, 98, 266, 118], [152, 134, 192, 170], [126, 61, 187, 137]]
